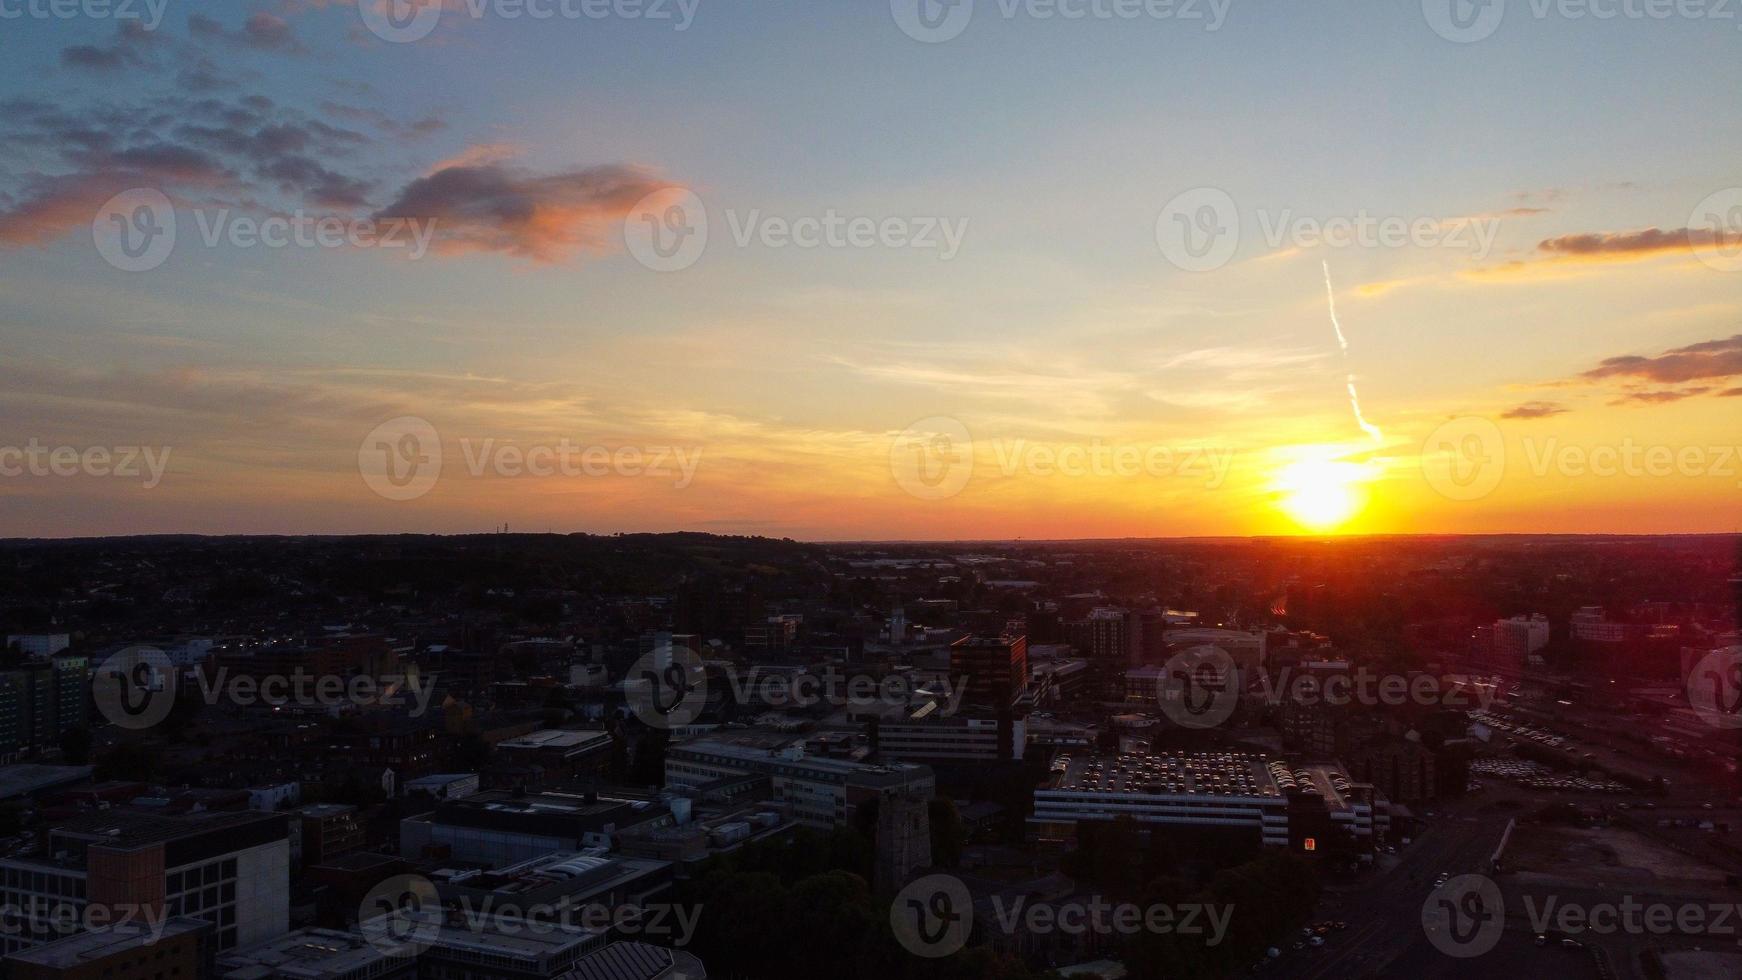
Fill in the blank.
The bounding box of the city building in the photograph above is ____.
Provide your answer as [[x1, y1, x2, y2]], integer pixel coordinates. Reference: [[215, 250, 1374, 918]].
[[1065, 609, 1141, 667], [0, 656, 89, 763], [400, 791, 675, 867], [948, 634, 1028, 710], [1030, 752, 1381, 856], [4, 917, 211, 980], [0, 809, 290, 955], [565, 941, 708, 980], [665, 735, 934, 828], [216, 926, 415, 979], [872, 712, 1025, 763], [1487, 614, 1550, 673], [429, 851, 674, 928], [1161, 628, 1267, 686], [298, 804, 365, 867], [5, 635, 70, 660], [404, 772, 481, 801], [495, 729, 614, 781]]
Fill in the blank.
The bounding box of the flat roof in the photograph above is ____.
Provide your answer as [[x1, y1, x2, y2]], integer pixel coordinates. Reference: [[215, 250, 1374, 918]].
[[0, 764, 92, 801], [1041, 752, 1282, 801], [218, 927, 402, 978], [8, 918, 208, 966], [499, 730, 612, 750]]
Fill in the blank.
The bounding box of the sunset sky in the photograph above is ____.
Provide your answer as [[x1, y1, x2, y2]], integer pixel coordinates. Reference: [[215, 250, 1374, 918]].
[[2, 2, 1739, 539]]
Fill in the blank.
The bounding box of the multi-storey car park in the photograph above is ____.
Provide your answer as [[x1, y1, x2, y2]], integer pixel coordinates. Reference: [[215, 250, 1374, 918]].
[[1030, 751, 1387, 858]]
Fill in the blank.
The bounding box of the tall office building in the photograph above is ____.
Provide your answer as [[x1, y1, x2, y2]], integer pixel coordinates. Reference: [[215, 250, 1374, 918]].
[[0, 656, 89, 763], [949, 634, 1028, 711], [1065, 608, 1141, 667]]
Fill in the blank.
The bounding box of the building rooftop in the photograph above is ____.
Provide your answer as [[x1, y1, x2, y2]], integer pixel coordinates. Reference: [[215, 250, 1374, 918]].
[[8, 918, 209, 968], [217, 927, 409, 979], [499, 730, 613, 751], [0, 764, 93, 802], [430, 850, 670, 907], [672, 736, 932, 784], [1041, 752, 1283, 800], [566, 941, 707, 980]]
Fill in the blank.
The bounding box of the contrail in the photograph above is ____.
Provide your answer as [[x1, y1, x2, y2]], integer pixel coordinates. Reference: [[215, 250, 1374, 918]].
[[1322, 260, 1383, 444]]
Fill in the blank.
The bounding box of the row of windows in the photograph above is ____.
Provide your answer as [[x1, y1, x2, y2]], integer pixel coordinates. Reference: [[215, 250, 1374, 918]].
[[166, 858, 236, 895], [0, 869, 85, 898]]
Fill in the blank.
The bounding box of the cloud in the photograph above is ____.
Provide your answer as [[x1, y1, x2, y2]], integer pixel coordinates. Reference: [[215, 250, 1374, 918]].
[[373, 163, 671, 261], [427, 142, 524, 174], [1538, 226, 1742, 262], [1501, 401, 1568, 420], [320, 101, 447, 142], [1609, 387, 1712, 405], [59, 22, 160, 71], [1581, 334, 1742, 384], [1719, 387, 1742, 398], [189, 12, 306, 54], [0, 173, 137, 246], [0, 93, 389, 244], [0, 90, 667, 264]]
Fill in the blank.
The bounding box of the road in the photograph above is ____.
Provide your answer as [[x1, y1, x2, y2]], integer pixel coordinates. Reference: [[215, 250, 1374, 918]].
[[1269, 801, 1600, 980]]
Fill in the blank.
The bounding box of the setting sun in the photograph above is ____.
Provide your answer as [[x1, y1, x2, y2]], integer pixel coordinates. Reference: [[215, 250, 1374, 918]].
[[1274, 458, 1371, 532]]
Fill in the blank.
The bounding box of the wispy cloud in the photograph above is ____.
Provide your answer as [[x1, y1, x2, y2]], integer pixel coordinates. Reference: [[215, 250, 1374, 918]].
[[1501, 401, 1569, 419]]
